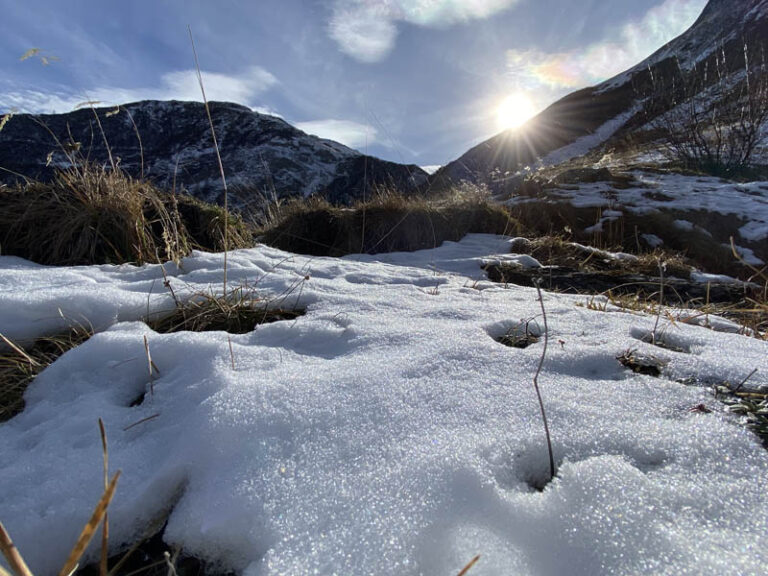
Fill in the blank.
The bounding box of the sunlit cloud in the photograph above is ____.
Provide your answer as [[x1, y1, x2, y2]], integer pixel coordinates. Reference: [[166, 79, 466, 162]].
[[506, 0, 706, 89], [329, 0, 522, 62], [295, 119, 378, 150], [1, 67, 278, 113]]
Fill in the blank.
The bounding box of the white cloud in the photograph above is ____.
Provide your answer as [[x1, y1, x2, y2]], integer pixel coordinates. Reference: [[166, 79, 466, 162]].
[[330, 3, 399, 63], [419, 164, 442, 175], [505, 0, 706, 90], [295, 119, 377, 149], [1, 66, 278, 114], [329, 0, 521, 62]]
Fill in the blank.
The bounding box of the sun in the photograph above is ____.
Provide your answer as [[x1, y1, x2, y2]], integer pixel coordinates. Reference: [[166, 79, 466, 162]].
[[496, 93, 537, 131]]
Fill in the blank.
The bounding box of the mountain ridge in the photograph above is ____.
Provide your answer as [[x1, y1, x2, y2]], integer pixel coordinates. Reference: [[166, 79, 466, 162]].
[[0, 99, 427, 208], [437, 0, 768, 190]]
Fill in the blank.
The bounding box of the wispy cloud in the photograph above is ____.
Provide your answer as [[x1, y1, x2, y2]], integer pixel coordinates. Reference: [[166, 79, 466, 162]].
[[295, 119, 377, 150], [329, 0, 522, 62], [505, 0, 706, 89], [1, 66, 278, 113]]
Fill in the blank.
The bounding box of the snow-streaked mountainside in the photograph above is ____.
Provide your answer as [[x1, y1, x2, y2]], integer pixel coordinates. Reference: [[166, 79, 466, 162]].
[[1, 236, 767, 575], [438, 0, 768, 187], [0, 100, 427, 206], [505, 168, 768, 265]]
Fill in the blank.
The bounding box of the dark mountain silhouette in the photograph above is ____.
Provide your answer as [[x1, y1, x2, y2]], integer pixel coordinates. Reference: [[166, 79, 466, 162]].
[[0, 100, 427, 207]]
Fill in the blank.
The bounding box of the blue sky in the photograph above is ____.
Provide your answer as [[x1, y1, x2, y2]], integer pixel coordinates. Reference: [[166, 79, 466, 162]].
[[0, 0, 707, 167]]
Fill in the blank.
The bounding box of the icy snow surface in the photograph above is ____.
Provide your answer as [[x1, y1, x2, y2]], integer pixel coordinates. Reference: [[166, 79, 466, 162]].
[[1, 235, 767, 575]]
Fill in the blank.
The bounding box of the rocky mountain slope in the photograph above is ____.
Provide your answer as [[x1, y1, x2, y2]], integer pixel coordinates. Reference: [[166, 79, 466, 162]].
[[0, 100, 427, 207], [437, 0, 768, 190]]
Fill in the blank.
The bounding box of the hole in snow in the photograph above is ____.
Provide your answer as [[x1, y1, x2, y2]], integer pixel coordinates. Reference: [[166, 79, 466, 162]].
[[77, 481, 231, 576], [80, 521, 237, 576], [490, 320, 542, 349], [616, 348, 667, 377], [488, 445, 559, 493]]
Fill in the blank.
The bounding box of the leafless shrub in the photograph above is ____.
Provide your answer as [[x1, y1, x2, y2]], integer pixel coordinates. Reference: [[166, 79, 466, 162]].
[[639, 44, 768, 177]]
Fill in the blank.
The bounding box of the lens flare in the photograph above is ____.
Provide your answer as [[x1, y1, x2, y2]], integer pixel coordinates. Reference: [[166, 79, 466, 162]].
[[496, 93, 537, 131]]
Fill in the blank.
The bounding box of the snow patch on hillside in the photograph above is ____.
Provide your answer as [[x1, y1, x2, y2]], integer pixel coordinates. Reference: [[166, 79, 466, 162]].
[[540, 106, 641, 167]]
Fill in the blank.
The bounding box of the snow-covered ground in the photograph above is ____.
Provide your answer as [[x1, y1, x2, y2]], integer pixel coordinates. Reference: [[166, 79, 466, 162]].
[[1, 236, 767, 575]]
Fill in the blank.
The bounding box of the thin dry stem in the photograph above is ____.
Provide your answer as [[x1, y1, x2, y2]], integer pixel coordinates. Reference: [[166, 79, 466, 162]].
[[651, 259, 665, 345], [456, 555, 480, 576], [733, 368, 758, 393], [143, 335, 155, 399], [123, 413, 161, 432], [533, 281, 556, 481], [99, 419, 109, 576], [0, 522, 33, 576], [188, 25, 229, 294], [58, 471, 121, 576]]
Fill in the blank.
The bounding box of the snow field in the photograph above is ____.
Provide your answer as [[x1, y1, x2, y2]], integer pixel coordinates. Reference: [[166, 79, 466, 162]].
[[0, 236, 766, 575]]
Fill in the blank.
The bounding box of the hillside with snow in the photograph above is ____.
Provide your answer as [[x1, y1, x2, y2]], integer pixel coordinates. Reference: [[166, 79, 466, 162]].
[[437, 0, 768, 187]]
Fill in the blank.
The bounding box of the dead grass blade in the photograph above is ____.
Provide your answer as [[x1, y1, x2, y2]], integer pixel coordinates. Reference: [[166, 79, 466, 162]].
[[99, 419, 109, 576], [57, 471, 121, 576], [0, 522, 33, 576], [188, 25, 229, 294], [142, 335, 158, 399], [456, 554, 480, 576], [122, 413, 160, 432], [0, 334, 40, 368]]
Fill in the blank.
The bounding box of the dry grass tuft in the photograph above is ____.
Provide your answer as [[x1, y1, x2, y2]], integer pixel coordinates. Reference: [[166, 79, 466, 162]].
[[149, 286, 303, 334], [0, 165, 188, 266], [0, 327, 92, 422], [260, 187, 517, 257], [0, 164, 254, 266], [173, 195, 253, 254]]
